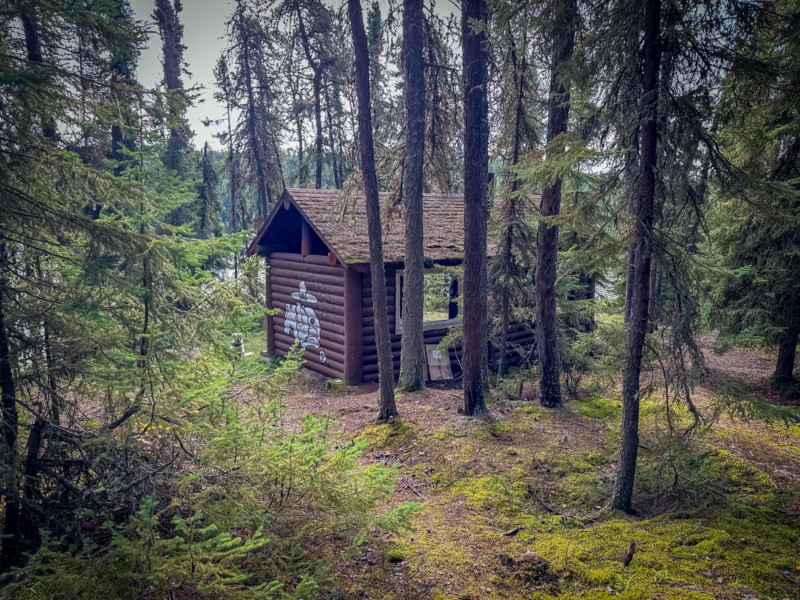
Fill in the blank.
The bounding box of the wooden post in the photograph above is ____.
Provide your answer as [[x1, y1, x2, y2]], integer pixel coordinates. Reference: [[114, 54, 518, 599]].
[[343, 268, 364, 385], [301, 220, 311, 256], [265, 257, 276, 354]]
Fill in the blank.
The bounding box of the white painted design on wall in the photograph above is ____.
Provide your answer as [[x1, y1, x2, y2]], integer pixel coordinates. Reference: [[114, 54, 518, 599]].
[[284, 281, 323, 357]]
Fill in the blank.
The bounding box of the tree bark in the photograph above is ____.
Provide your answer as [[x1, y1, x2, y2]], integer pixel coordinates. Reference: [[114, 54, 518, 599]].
[[623, 247, 635, 323], [296, 9, 324, 189], [461, 0, 490, 416], [242, 26, 269, 219], [0, 242, 21, 571], [647, 266, 660, 333], [323, 82, 341, 189], [154, 0, 188, 174], [774, 291, 800, 383], [611, 0, 661, 513], [497, 27, 526, 378], [535, 0, 576, 409], [398, 0, 426, 392], [348, 0, 398, 420]]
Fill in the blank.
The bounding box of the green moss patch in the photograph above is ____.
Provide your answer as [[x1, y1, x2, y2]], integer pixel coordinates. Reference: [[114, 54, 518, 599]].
[[354, 418, 414, 450], [571, 396, 622, 419]]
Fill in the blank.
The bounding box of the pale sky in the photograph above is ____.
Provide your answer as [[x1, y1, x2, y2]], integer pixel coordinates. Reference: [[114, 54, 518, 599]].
[[130, 0, 235, 149]]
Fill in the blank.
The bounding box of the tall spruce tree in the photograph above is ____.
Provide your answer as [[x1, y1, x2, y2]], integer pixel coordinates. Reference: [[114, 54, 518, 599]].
[[153, 0, 191, 175], [535, 0, 577, 408], [461, 0, 490, 416], [398, 0, 426, 392]]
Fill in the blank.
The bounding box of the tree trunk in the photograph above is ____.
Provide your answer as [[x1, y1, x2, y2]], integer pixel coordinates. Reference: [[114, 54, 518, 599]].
[[647, 266, 660, 333], [242, 29, 269, 219], [312, 70, 324, 188], [154, 0, 188, 174], [348, 0, 397, 420], [535, 0, 576, 409], [296, 114, 307, 186], [398, 0, 426, 392], [774, 291, 800, 383], [611, 0, 661, 513], [323, 83, 341, 190], [497, 28, 526, 378], [296, 10, 324, 189], [461, 0, 490, 416], [623, 247, 635, 323], [0, 242, 21, 571]]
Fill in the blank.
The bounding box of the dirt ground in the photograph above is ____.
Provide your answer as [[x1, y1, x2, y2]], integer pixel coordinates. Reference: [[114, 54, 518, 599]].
[[278, 341, 800, 600]]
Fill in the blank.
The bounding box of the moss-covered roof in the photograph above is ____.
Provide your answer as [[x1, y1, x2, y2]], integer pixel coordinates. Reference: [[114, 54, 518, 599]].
[[253, 188, 469, 264]]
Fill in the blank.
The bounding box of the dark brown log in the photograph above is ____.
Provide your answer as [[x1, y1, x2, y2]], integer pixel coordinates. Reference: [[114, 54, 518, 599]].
[[271, 285, 345, 306], [273, 316, 347, 338], [274, 335, 346, 364], [269, 269, 344, 287], [271, 252, 343, 267], [266, 266, 275, 354], [275, 344, 345, 379]]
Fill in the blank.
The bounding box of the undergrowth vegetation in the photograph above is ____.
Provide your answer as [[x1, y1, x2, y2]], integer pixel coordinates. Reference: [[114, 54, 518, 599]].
[[1, 352, 421, 599], [343, 389, 800, 600]]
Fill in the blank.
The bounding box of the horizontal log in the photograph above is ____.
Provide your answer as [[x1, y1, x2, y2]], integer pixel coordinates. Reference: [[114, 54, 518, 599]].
[[274, 331, 346, 357], [271, 284, 344, 304], [269, 258, 343, 277], [279, 354, 345, 379], [275, 341, 345, 370], [272, 307, 346, 328], [363, 363, 401, 376], [362, 306, 396, 318], [269, 269, 345, 289], [270, 252, 341, 267], [271, 277, 345, 297], [271, 292, 346, 317], [274, 316, 346, 340]]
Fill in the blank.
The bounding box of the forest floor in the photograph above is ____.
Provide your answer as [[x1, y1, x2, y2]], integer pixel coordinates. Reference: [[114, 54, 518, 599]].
[[279, 340, 800, 600]]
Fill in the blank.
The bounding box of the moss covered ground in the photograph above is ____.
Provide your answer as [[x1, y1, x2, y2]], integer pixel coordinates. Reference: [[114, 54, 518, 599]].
[[315, 382, 800, 600]]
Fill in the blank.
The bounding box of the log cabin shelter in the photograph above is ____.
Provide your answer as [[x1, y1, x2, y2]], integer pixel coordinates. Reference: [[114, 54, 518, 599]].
[[247, 187, 534, 385]]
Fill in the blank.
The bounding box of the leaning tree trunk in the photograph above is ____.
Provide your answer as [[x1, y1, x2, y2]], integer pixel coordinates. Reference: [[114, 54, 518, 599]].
[[774, 291, 800, 383], [348, 0, 397, 420], [398, 0, 426, 392], [611, 0, 661, 513], [535, 0, 576, 409], [461, 0, 490, 416]]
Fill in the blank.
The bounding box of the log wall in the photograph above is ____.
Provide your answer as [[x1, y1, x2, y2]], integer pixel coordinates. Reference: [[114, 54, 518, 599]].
[[266, 252, 347, 379], [362, 267, 464, 383], [266, 254, 535, 385]]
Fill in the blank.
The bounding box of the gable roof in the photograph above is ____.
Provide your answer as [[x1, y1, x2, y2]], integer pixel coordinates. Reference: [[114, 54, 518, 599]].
[[248, 188, 467, 264]]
